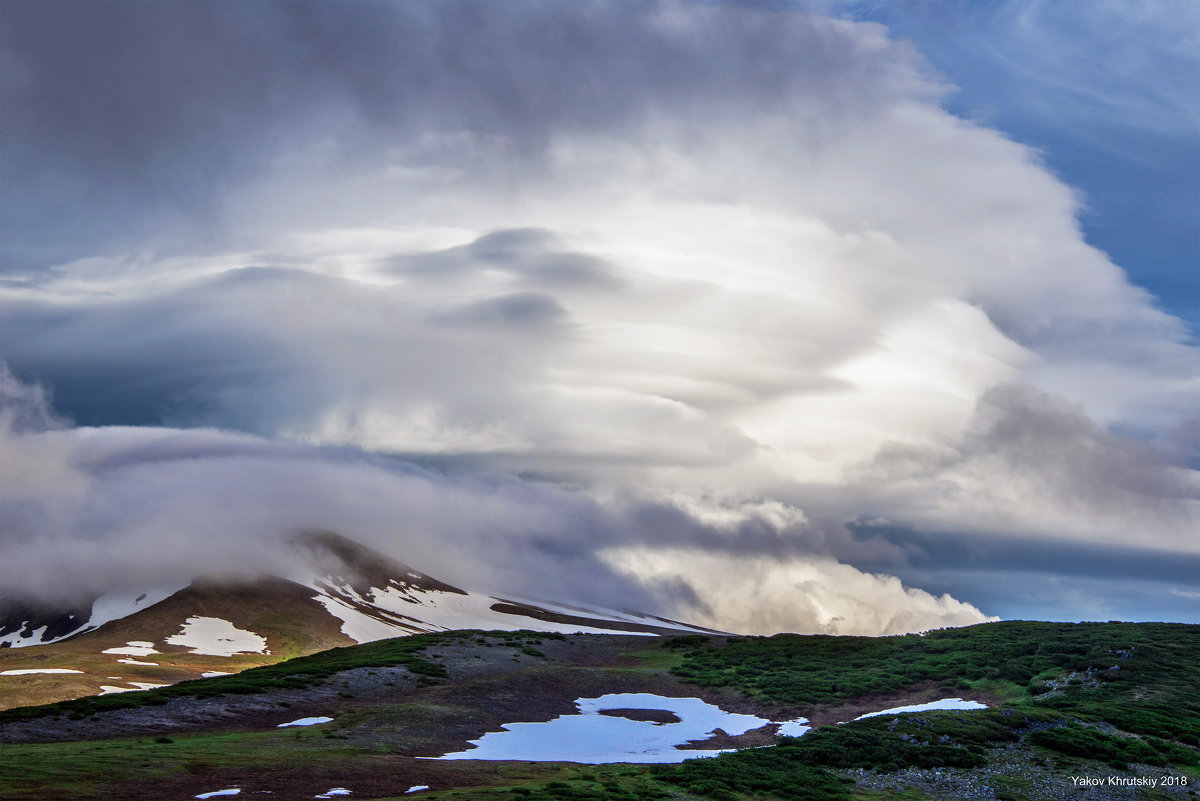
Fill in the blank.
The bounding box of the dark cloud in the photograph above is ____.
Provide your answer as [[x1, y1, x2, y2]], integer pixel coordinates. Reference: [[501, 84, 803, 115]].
[[842, 518, 1200, 585], [434, 292, 567, 329], [2, 1, 920, 270]]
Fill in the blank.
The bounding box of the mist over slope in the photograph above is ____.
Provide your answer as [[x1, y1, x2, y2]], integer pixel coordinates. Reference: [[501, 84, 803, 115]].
[[0, 370, 990, 636]]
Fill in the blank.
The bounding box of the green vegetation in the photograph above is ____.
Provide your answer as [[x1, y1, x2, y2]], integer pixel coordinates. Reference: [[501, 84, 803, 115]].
[[488, 778, 673, 800], [2, 622, 1196, 801], [1029, 722, 1196, 769], [651, 746, 854, 800], [654, 622, 1198, 799], [666, 621, 1200, 742], [648, 709, 1046, 799], [646, 703, 1200, 800], [0, 728, 371, 799]]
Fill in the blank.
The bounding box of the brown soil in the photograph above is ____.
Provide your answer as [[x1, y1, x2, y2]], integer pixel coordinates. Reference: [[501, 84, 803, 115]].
[[597, 707, 680, 723]]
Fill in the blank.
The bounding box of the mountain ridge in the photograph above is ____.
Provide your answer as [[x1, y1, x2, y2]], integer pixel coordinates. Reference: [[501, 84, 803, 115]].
[[0, 532, 715, 710]]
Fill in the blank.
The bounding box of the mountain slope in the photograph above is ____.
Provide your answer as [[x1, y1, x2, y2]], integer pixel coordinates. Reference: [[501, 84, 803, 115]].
[[0, 532, 715, 709]]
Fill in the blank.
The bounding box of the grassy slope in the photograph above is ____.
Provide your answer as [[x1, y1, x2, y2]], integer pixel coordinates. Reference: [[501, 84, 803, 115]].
[[664, 621, 1200, 743], [1, 622, 1197, 801], [0, 578, 355, 710], [652, 621, 1200, 800]]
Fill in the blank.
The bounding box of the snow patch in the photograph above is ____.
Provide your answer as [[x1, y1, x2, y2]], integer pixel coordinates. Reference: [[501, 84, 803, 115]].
[[433, 692, 771, 763], [195, 790, 241, 799], [316, 790, 352, 798], [0, 668, 84, 675], [854, 698, 988, 720], [366, 586, 649, 636], [0, 586, 185, 649], [309, 593, 419, 644], [308, 579, 658, 644], [406, 788, 429, 794], [776, 718, 811, 737], [277, 716, 334, 728], [117, 658, 158, 666], [98, 681, 166, 695], [103, 641, 159, 657], [0, 624, 47, 648], [85, 586, 184, 634], [166, 617, 267, 657], [201, 671, 232, 678]]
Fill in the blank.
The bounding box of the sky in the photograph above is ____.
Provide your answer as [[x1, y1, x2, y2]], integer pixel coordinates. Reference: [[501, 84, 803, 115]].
[[1, 0, 1197, 634]]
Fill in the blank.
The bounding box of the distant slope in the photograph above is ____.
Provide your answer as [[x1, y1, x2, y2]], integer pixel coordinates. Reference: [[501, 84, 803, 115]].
[[0, 532, 716, 709]]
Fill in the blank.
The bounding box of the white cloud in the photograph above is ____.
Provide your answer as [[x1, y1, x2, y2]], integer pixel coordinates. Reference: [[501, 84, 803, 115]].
[[1, 3, 1196, 627], [0, 375, 994, 633], [602, 546, 995, 636]]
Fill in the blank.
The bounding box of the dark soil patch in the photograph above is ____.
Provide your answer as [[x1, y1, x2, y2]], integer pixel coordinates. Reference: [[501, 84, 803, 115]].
[[597, 707, 680, 723], [676, 721, 780, 750]]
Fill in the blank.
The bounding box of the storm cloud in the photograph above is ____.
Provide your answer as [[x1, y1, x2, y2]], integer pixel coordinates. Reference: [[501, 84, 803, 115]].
[[1, 1, 1196, 629]]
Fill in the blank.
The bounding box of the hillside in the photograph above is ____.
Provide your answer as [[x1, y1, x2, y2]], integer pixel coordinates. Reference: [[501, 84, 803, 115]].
[[0, 533, 715, 710], [1, 621, 1196, 800]]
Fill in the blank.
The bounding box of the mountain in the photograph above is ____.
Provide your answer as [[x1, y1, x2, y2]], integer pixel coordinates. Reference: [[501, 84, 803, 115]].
[[0, 531, 715, 710]]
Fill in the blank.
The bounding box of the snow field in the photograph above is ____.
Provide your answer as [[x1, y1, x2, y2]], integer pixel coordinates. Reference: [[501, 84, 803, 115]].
[[434, 692, 775, 763], [166, 616, 267, 657], [854, 697, 988, 720], [102, 641, 159, 657], [277, 716, 334, 728]]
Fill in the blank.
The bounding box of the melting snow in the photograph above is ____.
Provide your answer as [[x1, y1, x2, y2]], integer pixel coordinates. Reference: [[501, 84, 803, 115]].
[[85, 586, 184, 633], [0, 668, 84, 675], [103, 641, 159, 657], [309, 593, 420, 643], [854, 698, 988, 720], [117, 658, 158, 666], [0, 624, 47, 648], [0, 586, 185, 648], [504, 595, 713, 634], [202, 671, 232, 678], [433, 692, 771, 763], [776, 718, 811, 737], [166, 617, 267, 657], [0, 586, 183, 649], [195, 790, 241, 799], [310, 582, 656, 644], [98, 682, 166, 695], [406, 788, 429, 794], [316, 790, 352, 798], [277, 716, 334, 728]]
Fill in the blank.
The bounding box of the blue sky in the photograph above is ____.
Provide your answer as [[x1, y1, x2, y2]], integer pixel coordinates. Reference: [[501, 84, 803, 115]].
[[844, 0, 1199, 330]]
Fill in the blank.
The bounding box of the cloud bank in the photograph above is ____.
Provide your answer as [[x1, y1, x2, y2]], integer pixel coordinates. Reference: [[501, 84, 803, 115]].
[[1, 1, 1196, 628], [0, 367, 992, 635]]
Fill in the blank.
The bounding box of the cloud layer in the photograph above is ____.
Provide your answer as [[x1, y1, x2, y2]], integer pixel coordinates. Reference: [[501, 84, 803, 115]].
[[0, 366, 993, 635], [1, 2, 1196, 628]]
